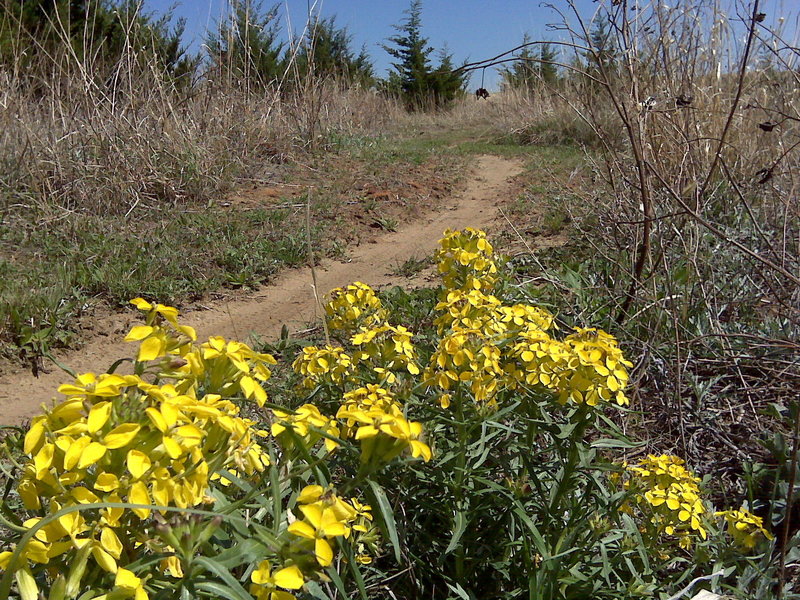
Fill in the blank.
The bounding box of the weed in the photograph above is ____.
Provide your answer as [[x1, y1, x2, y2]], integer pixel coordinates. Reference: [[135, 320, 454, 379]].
[[391, 255, 432, 278], [541, 204, 570, 234], [372, 214, 398, 232]]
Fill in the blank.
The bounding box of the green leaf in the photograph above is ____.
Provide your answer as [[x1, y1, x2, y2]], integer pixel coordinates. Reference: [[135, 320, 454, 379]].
[[367, 479, 402, 563], [195, 581, 253, 600], [444, 509, 467, 555], [269, 460, 282, 526], [325, 562, 351, 599], [193, 557, 253, 600], [512, 506, 548, 556], [446, 581, 473, 600], [305, 581, 333, 600], [590, 437, 638, 449], [342, 540, 368, 600], [212, 538, 269, 569]]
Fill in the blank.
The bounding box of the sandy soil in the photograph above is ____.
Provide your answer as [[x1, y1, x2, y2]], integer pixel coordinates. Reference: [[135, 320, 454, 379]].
[[1, 155, 524, 425]]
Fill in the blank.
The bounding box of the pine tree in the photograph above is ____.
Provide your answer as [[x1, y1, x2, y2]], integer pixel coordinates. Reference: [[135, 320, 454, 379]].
[[586, 16, 618, 77], [500, 34, 537, 92], [539, 43, 559, 84], [381, 0, 465, 110], [295, 16, 374, 86], [429, 47, 467, 108], [0, 0, 194, 79], [206, 0, 284, 86], [381, 0, 434, 110], [500, 36, 560, 93]]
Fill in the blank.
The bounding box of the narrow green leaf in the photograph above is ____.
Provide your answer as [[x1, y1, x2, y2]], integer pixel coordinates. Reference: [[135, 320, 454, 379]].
[[444, 509, 467, 555], [590, 437, 638, 449], [305, 581, 333, 600], [367, 479, 402, 563], [446, 581, 472, 600], [195, 581, 253, 600], [193, 557, 253, 600], [342, 540, 368, 600], [325, 562, 350, 599], [512, 506, 548, 556], [212, 538, 269, 569]]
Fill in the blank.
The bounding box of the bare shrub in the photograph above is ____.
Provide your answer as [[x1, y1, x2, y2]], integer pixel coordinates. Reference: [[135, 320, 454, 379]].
[[470, 1, 799, 483]]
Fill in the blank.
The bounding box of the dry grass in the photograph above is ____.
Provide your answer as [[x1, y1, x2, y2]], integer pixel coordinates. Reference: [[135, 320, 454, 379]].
[[0, 64, 401, 218], [0, 20, 409, 365], [471, 2, 800, 524]]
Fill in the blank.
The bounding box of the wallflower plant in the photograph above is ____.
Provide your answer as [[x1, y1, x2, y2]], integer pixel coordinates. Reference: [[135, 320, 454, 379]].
[[0, 228, 777, 600], [0, 295, 426, 600]]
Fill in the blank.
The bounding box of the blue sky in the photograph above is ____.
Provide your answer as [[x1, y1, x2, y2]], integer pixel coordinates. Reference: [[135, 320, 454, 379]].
[[142, 0, 606, 90], [141, 1, 795, 90]]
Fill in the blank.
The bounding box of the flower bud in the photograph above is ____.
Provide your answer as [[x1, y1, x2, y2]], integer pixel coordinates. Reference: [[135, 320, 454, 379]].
[[15, 567, 39, 600], [65, 541, 93, 598]]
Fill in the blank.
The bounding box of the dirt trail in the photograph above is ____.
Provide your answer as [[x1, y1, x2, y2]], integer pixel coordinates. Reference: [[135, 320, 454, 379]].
[[1, 155, 523, 424]]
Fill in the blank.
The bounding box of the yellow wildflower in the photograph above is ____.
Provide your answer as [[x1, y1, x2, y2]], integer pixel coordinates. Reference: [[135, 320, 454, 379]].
[[716, 508, 774, 550], [324, 281, 388, 333]]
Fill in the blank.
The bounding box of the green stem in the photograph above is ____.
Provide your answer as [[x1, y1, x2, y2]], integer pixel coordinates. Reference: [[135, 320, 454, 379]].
[[452, 387, 467, 582], [548, 409, 591, 536]]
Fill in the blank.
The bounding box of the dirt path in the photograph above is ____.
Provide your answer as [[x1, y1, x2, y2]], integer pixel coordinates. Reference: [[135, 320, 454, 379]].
[[1, 155, 524, 425]]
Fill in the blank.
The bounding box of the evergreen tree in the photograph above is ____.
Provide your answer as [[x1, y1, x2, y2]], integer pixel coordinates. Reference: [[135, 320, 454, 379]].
[[381, 0, 433, 109], [382, 0, 464, 110], [539, 43, 559, 84], [586, 15, 618, 77], [500, 36, 559, 92], [500, 34, 537, 91], [0, 0, 194, 79], [295, 16, 374, 86], [429, 47, 467, 107], [206, 0, 284, 86]]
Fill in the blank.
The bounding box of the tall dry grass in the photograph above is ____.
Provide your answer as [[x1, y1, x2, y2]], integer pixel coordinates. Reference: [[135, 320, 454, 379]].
[[0, 18, 400, 219], [0, 6, 403, 366], [474, 1, 799, 488]]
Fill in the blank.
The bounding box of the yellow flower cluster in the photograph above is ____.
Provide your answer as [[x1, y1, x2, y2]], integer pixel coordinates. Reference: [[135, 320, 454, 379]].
[[289, 283, 432, 468], [272, 404, 341, 454], [507, 328, 570, 392], [436, 227, 499, 292], [124, 298, 196, 361], [292, 345, 353, 388], [3, 288, 438, 600], [716, 508, 774, 550], [426, 229, 632, 409], [496, 303, 556, 334], [124, 299, 277, 406], [1, 300, 275, 600], [507, 328, 633, 407], [325, 281, 388, 333], [426, 329, 505, 404], [433, 289, 556, 338], [626, 454, 707, 548], [558, 328, 632, 406], [286, 485, 375, 568], [276, 385, 430, 468], [337, 385, 431, 464], [351, 323, 421, 382], [433, 289, 503, 334], [196, 336, 277, 406]]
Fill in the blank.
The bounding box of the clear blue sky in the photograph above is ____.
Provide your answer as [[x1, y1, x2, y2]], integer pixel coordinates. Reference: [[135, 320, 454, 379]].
[[142, 0, 606, 90], [141, 0, 795, 90]]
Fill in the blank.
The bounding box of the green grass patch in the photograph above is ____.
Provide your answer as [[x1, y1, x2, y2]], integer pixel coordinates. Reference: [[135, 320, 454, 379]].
[[0, 201, 324, 361]]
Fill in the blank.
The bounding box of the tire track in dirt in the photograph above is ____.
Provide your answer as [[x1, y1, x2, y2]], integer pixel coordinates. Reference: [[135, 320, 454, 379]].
[[2, 155, 523, 424]]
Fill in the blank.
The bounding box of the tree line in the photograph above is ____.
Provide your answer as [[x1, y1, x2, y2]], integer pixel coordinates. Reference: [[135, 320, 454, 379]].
[[0, 0, 474, 110]]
